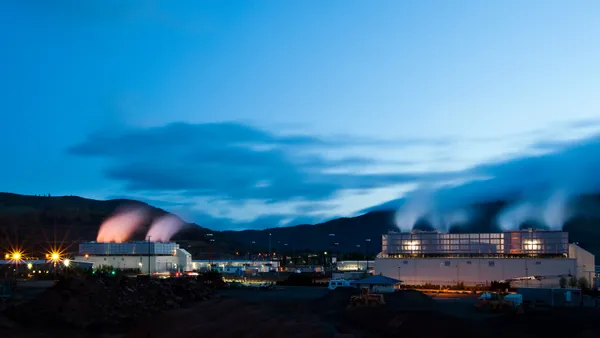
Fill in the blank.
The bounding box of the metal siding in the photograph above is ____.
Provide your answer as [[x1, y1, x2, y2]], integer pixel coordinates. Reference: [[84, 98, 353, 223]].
[[382, 231, 568, 256], [78, 242, 179, 255], [374, 257, 577, 287]]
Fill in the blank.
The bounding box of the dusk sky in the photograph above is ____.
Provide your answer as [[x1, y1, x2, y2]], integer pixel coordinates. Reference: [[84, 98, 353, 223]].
[[2, 1, 600, 230]]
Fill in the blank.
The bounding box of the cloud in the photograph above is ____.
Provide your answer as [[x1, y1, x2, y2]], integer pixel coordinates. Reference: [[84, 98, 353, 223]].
[[366, 132, 600, 214], [69, 120, 600, 230], [69, 121, 459, 204]]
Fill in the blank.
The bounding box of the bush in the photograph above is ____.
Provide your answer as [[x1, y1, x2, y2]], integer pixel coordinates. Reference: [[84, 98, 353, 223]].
[[577, 276, 589, 290], [559, 276, 567, 288]]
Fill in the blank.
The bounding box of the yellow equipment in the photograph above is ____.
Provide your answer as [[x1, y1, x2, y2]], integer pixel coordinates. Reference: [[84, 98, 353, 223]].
[[475, 292, 524, 314], [349, 288, 386, 307]]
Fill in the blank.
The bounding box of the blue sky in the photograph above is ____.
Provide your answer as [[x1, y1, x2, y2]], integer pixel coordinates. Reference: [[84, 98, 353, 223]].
[[2, 1, 600, 230]]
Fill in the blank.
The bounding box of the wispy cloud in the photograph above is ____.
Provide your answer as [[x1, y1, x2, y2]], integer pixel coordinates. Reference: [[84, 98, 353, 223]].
[[69, 119, 600, 230]]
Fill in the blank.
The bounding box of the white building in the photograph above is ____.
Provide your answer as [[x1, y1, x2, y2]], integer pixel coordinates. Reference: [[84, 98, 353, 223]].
[[336, 260, 375, 272], [191, 260, 280, 273], [375, 230, 595, 288], [75, 241, 192, 274]]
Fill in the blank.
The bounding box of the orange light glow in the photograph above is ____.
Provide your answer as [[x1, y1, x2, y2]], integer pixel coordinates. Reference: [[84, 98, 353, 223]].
[[6, 248, 25, 264], [96, 206, 149, 243]]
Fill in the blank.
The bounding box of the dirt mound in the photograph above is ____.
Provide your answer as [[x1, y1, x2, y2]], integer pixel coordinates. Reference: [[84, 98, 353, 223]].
[[127, 297, 339, 338], [4, 276, 214, 330], [312, 287, 360, 313], [486, 308, 600, 338], [384, 290, 435, 310], [338, 307, 474, 338]]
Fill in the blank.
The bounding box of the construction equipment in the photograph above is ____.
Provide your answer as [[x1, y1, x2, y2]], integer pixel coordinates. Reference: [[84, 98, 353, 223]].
[[349, 288, 385, 307], [475, 292, 524, 314]]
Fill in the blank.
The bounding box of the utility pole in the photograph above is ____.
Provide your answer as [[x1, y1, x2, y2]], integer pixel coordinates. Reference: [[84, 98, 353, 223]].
[[365, 238, 371, 273], [268, 233, 272, 261], [147, 236, 151, 276], [205, 233, 214, 271], [251, 241, 256, 266], [356, 244, 361, 272], [328, 233, 335, 277]]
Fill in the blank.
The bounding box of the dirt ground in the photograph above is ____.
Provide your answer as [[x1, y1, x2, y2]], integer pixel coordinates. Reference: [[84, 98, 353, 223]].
[[3, 286, 600, 338]]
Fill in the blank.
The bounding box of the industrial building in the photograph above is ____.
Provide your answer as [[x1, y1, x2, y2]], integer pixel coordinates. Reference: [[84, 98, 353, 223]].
[[336, 260, 375, 272], [191, 259, 280, 273], [75, 241, 192, 274], [375, 229, 595, 288]]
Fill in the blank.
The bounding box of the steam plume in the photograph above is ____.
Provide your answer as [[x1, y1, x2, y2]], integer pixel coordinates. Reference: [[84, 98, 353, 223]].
[[395, 186, 474, 232], [427, 209, 473, 231], [97, 206, 150, 243], [496, 190, 572, 231], [394, 189, 432, 232], [146, 214, 184, 242]]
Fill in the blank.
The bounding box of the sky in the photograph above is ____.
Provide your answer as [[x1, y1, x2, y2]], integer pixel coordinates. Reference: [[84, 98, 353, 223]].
[[2, 0, 600, 230]]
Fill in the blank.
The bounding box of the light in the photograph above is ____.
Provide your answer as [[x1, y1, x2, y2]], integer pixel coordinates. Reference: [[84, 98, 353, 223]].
[[404, 241, 419, 251], [50, 252, 60, 261], [63, 259, 70, 267], [27, 263, 33, 270], [7, 249, 24, 263], [111, 271, 116, 275], [524, 240, 541, 251], [44, 245, 67, 264], [84, 254, 89, 259], [4, 254, 8, 259]]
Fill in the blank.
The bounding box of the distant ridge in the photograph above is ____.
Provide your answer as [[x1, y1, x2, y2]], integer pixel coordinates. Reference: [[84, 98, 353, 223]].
[[1, 192, 600, 258]]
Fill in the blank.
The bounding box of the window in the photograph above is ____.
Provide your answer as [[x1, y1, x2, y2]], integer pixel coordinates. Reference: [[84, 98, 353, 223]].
[[488, 261, 495, 267], [403, 260, 408, 264], [535, 261, 541, 265], [444, 261, 451, 266], [466, 261, 472, 265]]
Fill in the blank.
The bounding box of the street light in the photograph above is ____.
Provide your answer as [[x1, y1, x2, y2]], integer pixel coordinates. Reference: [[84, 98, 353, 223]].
[[328, 234, 335, 276], [49, 251, 61, 280], [12, 252, 22, 261]]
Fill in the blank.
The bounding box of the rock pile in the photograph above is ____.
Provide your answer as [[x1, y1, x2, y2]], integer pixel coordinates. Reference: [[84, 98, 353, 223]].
[[384, 290, 435, 310], [312, 287, 360, 313], [4, 276, 215, 329]]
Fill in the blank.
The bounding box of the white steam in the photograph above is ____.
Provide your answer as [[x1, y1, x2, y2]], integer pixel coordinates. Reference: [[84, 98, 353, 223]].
[[394, 189, 432, 232], [427, 209, 472, 231], [146, 214, 185, 242], [496, 190, 572, 231], [394, 188, 473, 232]]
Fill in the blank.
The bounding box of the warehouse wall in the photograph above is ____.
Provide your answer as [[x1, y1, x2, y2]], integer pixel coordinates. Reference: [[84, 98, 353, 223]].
[[75, 255, 180, 274], [568, 243, 595, 284], [374, 257, 577, 287]]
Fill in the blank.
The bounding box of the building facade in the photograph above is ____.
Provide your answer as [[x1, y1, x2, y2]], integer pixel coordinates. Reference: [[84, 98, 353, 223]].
[[191, 259, 280, 273], [375, 230, 594, 288], [75, 241, 192, 273]]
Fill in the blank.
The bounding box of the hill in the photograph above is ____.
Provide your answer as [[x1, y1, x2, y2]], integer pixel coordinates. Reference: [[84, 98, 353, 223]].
[[0, 193, 219, 258], [1, 192, 600, 259]]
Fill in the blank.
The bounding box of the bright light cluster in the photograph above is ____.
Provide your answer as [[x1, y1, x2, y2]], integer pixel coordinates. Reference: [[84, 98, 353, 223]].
[[5, 249, 24, 263], [523, 240, 541, 251]]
